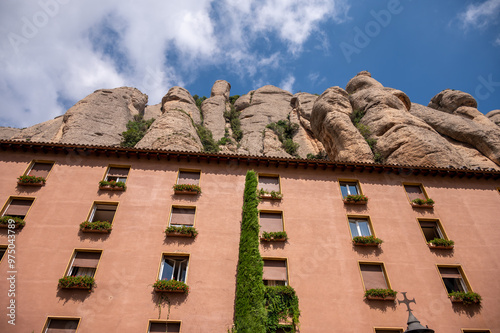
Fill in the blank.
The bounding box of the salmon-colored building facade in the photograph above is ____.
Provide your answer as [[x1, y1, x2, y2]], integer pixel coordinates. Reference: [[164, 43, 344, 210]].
[[0, 140, 499, 333]]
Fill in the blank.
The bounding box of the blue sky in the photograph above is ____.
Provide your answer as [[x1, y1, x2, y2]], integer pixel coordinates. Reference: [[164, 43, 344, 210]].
[[0, 0, 499, 128]]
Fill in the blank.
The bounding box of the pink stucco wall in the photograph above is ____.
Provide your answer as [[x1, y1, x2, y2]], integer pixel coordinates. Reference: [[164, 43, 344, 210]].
[[0, 149, 499, 332]]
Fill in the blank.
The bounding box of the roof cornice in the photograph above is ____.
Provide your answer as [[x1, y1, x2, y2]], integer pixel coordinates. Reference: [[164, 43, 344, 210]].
[[1, 140, 499, 180]]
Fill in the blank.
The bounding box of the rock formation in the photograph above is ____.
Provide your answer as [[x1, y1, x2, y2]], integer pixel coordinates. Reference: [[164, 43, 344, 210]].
[[1, 75, 499, 170], [310, 87, 373, 162]]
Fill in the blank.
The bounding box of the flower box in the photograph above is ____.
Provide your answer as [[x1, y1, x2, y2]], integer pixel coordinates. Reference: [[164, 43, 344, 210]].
[[165, 226, 198, 238], [364, 288, 397, 301], [261, 231, 288, 242], [428, 243, 454, 250], [58, 276, 94, 290], [98, 180, 126, 191], [79, 221, 112, 233], [257, 189, 283, 200], [352, 236, 383, 247], [448, 292, 481, 305], [0, 216, 25, 229], [343, 194, 368, 205], [411, 198, 434, 208], [17, 175, 46, 186], [153, 280, 189, 294], [173, 184, 201, 195], [411, 203, 434, 208]]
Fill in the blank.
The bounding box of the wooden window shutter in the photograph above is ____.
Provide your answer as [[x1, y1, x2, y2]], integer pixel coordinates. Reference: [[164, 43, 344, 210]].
[[260, 212, 283, 232], [46, 319, 79, 333], [263, 260, 287, 281], [72, 252, 101, 268], [360, 264, 388, 289], [170, 207, 195, 226], [108, 167, 129, 178], [404, 185, 425, 201], [439, 267, 461, 278], [259, 176, 280, 192], [29, 163, 52, 178], [5, 199, 32, 216], [177, 171, 200, 185]]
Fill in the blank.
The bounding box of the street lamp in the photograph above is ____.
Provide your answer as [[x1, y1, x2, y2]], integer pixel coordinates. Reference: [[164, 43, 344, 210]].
[[398, 292, 435, 333]]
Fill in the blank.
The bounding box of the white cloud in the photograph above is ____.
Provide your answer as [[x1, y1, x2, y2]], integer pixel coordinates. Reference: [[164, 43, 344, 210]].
[[495, 35, 500, 46], [459, 0, 500, 29], [279, 74, 295, 93], [0, 0, 349, 127]]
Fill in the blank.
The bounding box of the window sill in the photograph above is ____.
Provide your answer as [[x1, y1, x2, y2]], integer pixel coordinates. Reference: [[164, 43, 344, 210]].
[[258, 194, 282, 200], [365, 295, 395, 301], [428, 243, 454, 250], [59, 285, 93, 290], [154, 287, 187, 293], [260, 237, 287, 242], [343, 199, 367, 205], [17, 181, 45, 186], [174, 190, 199, 195], [449, 296, 480, 304], [411, 203, 434, 208], [80, 228, 112, 234], [0, 223, 25, 229], [99, 185, 125, 191], [165, 231, 196, 238], [353, 242, 380, 247]]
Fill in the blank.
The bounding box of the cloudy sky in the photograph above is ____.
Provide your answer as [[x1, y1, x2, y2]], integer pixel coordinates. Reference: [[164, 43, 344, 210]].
[[0, 0, 499, 128]]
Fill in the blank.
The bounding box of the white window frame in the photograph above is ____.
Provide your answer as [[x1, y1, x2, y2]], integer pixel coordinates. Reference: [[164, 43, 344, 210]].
[[159, 257, 188, 282], [104, 167, 129, 183], [349, 218, 372, 237], [340, 181, 360, 197]]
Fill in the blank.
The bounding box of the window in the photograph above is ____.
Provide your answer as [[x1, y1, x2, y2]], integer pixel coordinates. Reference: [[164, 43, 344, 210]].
[[404, 184, 427, 202], [340, 181, 360, 198], [259, 211, 284, 233], [169, 207, 195, 227], [462, 330, 491, 333], [418, 219, 447, 242], [67, 251, 101, 278], [148, 321, 181, 333], [263, 259, 288, 286], [375, 329, 403, 333], [88, 202, 118, 223], [1, 197, 34, 219], [349, 217, 373, 238], [44, 318, 79, 333], [159, 255, 189, 282], [359, 263, 390, 290], [438, 266, 469, 293], [104, 166, 130, 183], [0, 246, 6, 263], [177, 170, 200, 185], [258, 175, 280, 193], [26, 161, 53, 178]]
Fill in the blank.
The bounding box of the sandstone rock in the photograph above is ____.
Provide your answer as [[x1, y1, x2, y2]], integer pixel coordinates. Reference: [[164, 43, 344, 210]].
[[444, 137, 499, 170], [311, 86, 373, 163], [0, 127, 22, 140], [237, 85, 293, 156], [428, 89, 477, 113], [347, 73, 469, 167], [486, 110, 500, 127], [289, 109, 325, 158], [60, 87, 148, 146], [201, 81, 231, 141], [262, 128, 292, 158], [211, 80, 231, 100], [411, 102, 500, 166], [234, 91, 254, 111], [135, 107, 202, 151], [144, 103, 162, 120], [161, 87, 201, 125], [11, 116, 64, 142], [291, 92, 318, 132], [345, 71, 383, 95]]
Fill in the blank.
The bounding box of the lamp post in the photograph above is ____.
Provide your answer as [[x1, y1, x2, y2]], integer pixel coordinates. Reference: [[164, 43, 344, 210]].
[[398, 292, 435, 333]]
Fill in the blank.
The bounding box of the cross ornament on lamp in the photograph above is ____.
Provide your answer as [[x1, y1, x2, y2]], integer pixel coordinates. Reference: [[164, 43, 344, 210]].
[[398, 292, 434, 333]]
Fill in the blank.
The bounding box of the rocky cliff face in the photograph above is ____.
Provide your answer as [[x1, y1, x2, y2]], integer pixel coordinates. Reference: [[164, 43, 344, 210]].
[[2, 72, 499, 170]]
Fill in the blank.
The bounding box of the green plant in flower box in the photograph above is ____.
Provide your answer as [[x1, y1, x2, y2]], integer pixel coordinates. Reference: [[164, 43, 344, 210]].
[[448, 291, 481, 305], [262, 231, 288, 241], [0, 216, 25, 228], [258, 188, 283, 199], [99, 180, 126, 189], [17, 175, 46, 184], [165, 225, 198, 237], [411, 198, 434, 205], [352, 235, 383, 245], [429, 238, 454, 247], [153, 279, 189, 293], [173, 184, 202, 194], [80, 221, 112, 231], [58, 275, 95, 289], [344, 194, 368, 202], [364, 288, 397, 299]]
